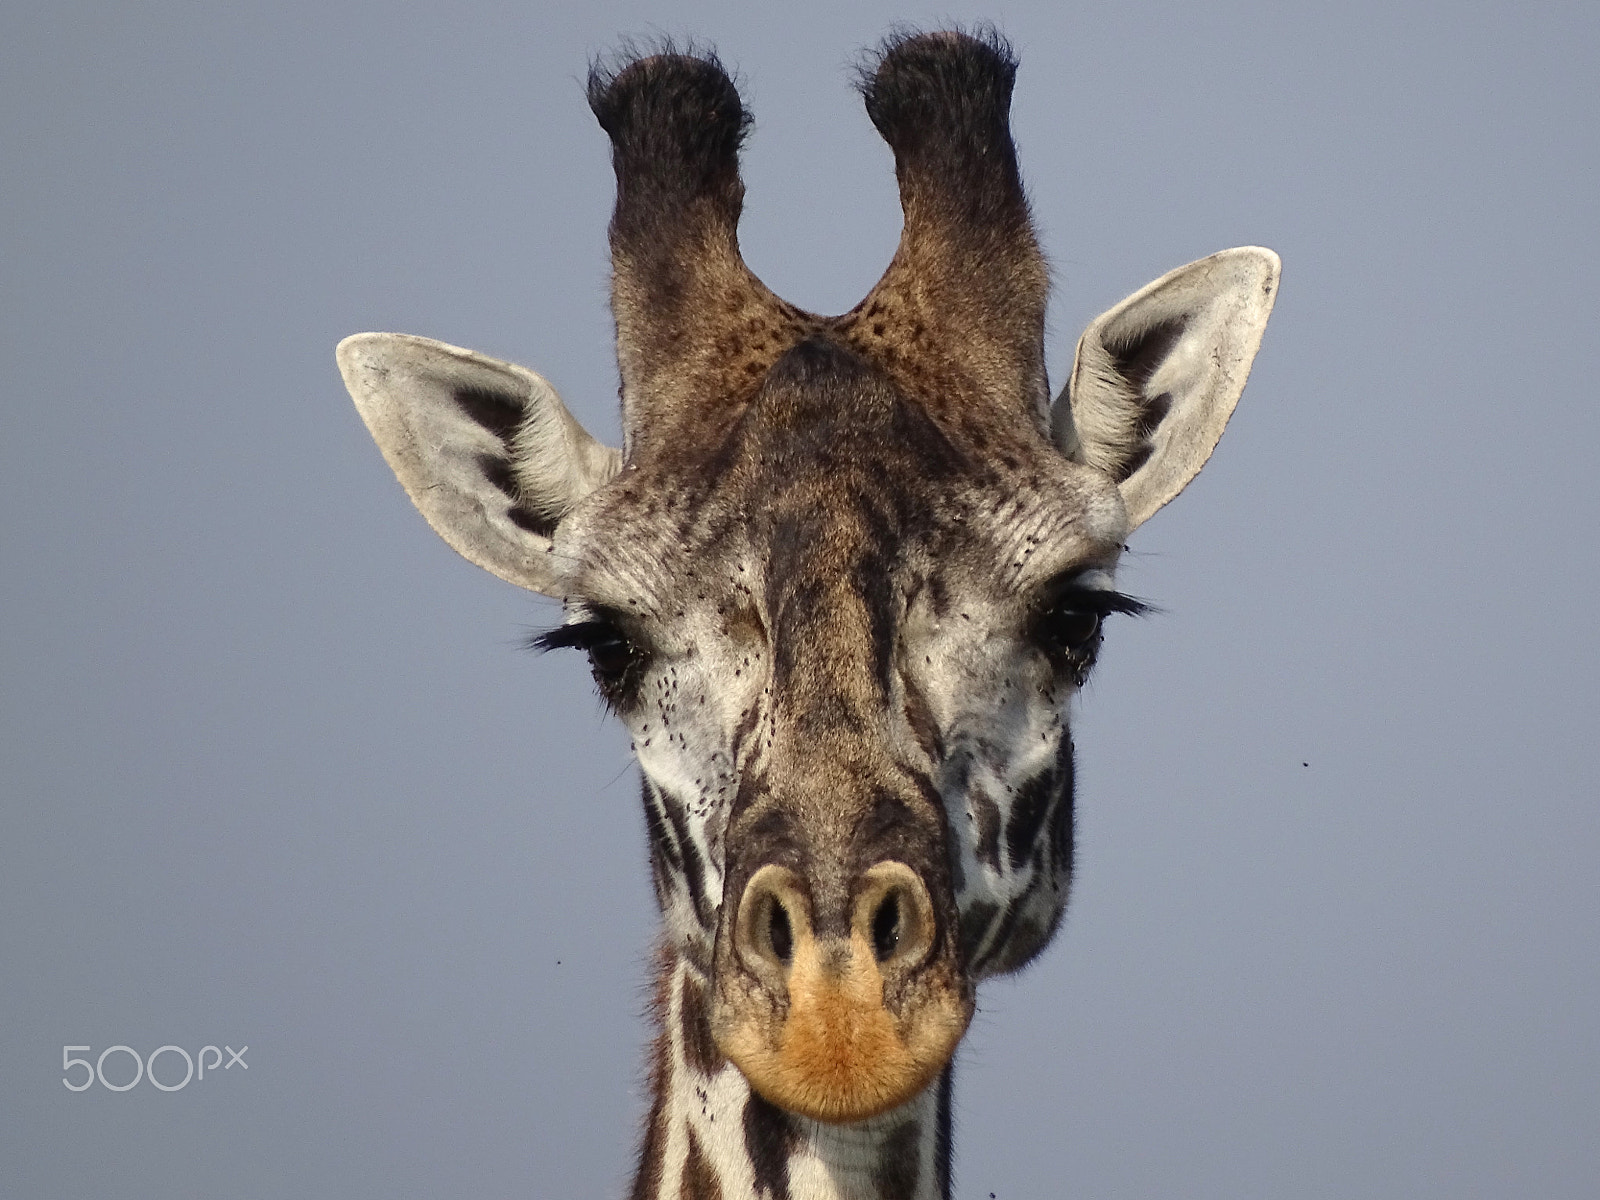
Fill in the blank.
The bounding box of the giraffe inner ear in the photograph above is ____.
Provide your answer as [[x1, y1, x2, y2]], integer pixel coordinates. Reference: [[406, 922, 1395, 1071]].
[[337, 332, 621, 596], [1052, 247, 1280, 530]]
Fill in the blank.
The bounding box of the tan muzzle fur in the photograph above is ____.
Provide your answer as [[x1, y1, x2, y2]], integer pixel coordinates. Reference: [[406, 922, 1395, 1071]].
[[713, 862, 971, 1122]]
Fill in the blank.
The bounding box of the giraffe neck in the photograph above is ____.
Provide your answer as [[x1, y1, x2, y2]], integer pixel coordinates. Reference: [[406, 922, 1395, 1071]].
[[632, 952, 953, 1200]]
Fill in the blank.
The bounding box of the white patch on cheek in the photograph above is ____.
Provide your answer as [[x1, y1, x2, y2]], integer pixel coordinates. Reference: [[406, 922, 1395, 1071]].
[[916, 618, 1075, 954], [627, 652, 768, 937]]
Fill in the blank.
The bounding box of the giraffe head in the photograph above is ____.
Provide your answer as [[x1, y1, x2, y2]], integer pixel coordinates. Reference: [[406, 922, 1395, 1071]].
[[338, 32, 1277, 1125]]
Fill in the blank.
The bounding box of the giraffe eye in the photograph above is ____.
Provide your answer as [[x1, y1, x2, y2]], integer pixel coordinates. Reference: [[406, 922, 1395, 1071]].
[[530, 617, 644, 704], [1040, 607, 1101, 656], [586, 631, 634, 683]]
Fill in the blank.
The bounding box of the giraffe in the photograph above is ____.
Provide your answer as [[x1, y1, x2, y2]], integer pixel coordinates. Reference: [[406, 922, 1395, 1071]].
[[338, 30, 1278, 1200]]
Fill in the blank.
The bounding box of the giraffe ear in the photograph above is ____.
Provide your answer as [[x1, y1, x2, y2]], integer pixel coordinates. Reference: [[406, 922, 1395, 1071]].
[[1051, 247, 1280, 530], [337, 333, 621, 596]]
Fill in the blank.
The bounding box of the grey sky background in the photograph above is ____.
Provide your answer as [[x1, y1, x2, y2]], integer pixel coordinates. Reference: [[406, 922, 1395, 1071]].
[[3, 1, 1597, 1196]]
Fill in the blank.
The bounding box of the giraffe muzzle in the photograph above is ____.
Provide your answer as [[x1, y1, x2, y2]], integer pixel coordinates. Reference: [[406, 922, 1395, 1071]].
[[712, 861, 972, 1123]]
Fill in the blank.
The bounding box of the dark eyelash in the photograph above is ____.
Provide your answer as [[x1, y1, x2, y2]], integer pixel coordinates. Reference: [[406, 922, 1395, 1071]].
[[527, 619, 620, 653], [530, 590, 1146, 656], [1049, 584, 1154, 618]]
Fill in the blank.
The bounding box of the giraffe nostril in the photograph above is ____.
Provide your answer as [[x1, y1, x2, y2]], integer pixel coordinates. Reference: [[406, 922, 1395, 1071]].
[[853, 861, 937, 972], [769, 899, 794, 965], [871, 892, 901, 962], [733, 863, 811, 985]]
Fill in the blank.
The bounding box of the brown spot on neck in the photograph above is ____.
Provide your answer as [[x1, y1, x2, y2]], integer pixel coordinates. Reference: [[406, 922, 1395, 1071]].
[[681, 1128, 722, 1200], [680, 969, 727, 1077]]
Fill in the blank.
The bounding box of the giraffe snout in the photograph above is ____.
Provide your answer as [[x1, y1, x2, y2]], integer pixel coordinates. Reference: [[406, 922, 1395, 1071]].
[[711, 860, 972, 1123]]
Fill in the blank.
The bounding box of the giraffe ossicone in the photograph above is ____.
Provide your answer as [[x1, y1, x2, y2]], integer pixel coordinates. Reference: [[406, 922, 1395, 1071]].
[[339, 29, 1277, 1199]]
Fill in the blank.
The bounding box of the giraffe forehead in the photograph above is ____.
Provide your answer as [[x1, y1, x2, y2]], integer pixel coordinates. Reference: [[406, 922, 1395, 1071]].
[[568, 493, 1124, 639], [563, 395, 1126, 624]]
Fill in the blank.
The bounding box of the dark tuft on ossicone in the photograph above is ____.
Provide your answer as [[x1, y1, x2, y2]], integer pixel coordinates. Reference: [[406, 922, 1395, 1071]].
[[854, 27, 1032, 246], [857, 26, 1018, 156], [586, 42, 751, 234]]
